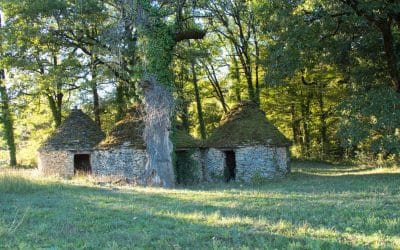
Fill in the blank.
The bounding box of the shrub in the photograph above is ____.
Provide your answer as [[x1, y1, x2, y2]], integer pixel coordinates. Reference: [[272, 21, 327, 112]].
[[174, 150, 200, 185]]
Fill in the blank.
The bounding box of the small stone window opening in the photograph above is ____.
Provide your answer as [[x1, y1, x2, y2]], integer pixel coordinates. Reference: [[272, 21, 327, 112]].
[[224, 150, 236, 182], [74, 154, 91, 174]]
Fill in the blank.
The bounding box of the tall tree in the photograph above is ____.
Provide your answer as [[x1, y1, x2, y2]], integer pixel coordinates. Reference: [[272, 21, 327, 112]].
[[339, 0, 400, 93], [0, 12, 17, 166], [1, 0, 83, 127], [136, 0, 206, 187], [191, 59, 207, 139], [207, 0, 261, 104], [262, 0, 399, 159]]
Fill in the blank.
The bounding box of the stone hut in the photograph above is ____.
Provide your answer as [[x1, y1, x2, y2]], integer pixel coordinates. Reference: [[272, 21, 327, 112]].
[[204, 101, 291, 182], [91, 106, 148, 182], [91, 105, 203, 183], [38, 108, 105, 177]]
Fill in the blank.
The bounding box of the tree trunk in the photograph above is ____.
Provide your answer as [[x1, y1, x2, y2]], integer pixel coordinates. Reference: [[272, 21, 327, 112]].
[[290, 103, 302, 145], [191, 61, 207, 139], [47, 94, 62, 128], [233, 8, 256, 104], [115, 80, 127, 121], [318, 87, 328, 159], [136, 0, 205, 187], [342, 1, 400, 92], [0, 70, 17, 167], [203, 62, 229, 113], [231, 44, 242, 102], [46, 56, 63, 127], [180, 99, 190, 132], [301, 97, 311, 157], [91, 56, 101, 127], [253, 23, 261, 105], [0, 14, 17, 167], [379, 22, 400, 93], [136, 1, 176, 188], [234, 45, 255, 103], [141, 77, 175, 187], [176, 64, 190, 132]]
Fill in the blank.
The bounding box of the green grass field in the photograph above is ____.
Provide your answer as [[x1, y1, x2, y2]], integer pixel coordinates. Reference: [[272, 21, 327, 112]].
[[1, 162, 399, 249]]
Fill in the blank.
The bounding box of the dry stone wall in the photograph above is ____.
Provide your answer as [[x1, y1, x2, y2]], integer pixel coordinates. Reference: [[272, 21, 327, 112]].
[[275, 147, 290, 175], [38, 144, 289, 184], [204, 148, 225, 181], [91, 148, 147, 181], [204, 146, 289, 183], [236, 146, 289, 182], [190, 149, 204, 182], [38, 151, 74, 177]]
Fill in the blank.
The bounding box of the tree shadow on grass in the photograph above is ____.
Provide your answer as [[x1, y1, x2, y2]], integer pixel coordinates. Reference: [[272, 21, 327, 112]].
[[295, 166, 396, 175], [1, 172, 399, 249], [0, 183, 365, 249], [154, 171, 400, 239]]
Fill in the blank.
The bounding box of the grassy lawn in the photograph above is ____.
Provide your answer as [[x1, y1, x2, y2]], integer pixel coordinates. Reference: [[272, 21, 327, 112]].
[[0, 162, 399, 249]]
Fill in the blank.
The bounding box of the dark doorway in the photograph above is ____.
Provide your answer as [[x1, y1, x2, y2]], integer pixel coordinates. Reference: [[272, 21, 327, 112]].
[[175, 151, 188, 185], [74, 154, 91, 174], [224, 151, 236, 182], [175, 150, 197, 185]]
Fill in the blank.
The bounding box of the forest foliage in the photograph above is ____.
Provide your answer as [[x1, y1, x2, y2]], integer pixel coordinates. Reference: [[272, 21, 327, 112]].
[[0, 0, 399, 167]]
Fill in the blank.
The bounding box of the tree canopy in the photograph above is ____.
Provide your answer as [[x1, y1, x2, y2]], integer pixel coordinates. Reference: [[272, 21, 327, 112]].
[[0, 0, 399, 168]]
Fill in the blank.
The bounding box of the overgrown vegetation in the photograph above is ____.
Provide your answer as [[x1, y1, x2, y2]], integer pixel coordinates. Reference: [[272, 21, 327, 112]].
[[174, 150, 200, 185], [207, 101, 291, 148], [98, 106, 145, 149], [1, 162, 399, 248]]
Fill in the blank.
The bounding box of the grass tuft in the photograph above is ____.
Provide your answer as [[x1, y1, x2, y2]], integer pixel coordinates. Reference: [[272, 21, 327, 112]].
[[0, 174, 39, 194]]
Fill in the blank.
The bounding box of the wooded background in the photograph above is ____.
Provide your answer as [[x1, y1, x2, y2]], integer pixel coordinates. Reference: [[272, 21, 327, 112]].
[[0, 0, 399, 167]]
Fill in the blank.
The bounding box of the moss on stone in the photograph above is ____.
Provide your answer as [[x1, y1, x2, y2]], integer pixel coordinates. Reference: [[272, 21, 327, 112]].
[[207, 101, 291, 148], [98, 105, 146, 149], [99, 105, 200, 150], [174, 129, 201, 149]]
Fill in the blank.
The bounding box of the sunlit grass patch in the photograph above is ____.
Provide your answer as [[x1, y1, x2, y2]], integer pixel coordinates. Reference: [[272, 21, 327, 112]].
[[293, 159, 399, 176], [0, 172, 41, 194], [0, 169, 63, 194], [0, 162, 399, 249]]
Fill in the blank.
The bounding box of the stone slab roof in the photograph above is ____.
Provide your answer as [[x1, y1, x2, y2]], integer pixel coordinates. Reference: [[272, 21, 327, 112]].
[[98, 105, 200, 150], [97, 105, 146, 149], [39, 109, 105, 151], [206, 101, 291, 148], [174, 129, 201, 149]]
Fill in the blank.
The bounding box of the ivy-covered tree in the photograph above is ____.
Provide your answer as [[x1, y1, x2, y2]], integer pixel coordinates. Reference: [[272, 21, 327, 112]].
[[0, 12, 17, 166], [135, 0, 206, 187]]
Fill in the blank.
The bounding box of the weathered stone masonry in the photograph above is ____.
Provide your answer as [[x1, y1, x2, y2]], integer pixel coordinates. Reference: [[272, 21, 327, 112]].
[[92, 147, 147, 180], [204, 148, 225, 181], [38, 108, 105, 178], [204, 101, 292, 182], [38, 151, 73, 177], [235, 146, 289, 182], [38, 102, 291, 184]]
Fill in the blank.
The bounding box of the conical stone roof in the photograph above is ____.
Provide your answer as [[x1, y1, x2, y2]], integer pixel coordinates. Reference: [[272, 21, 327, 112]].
[[39, 109, 105, 151], [173, 125, 201, 149], [97, 105, 146, 149], [207, 101, 291, 148], [98, 105, 200, 150]]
